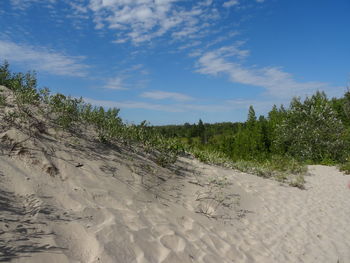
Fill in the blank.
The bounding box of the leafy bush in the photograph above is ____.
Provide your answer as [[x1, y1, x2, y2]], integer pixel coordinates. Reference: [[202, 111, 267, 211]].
[[190, 148, 231, 166], [48, 94, 83, 129], [274, 92, 347, 162]]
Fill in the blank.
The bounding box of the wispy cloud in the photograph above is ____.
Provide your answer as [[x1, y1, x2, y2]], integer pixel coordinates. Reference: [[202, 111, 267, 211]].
[[84, 98, 181, 112], [0, 40, 88, 77], [196, 44, 334, 98], [103, 76, 126, 90], [69, 1, 88, 14], [7, 0, 248, 49], [84, 97, 237, 113], [225, 98, 285, 112], [141, 91, 193, 101], [87, 0, 222, 44], [10, 0, 56, 10], [101, 64, 149, 90], [223, 0, 239, 8]]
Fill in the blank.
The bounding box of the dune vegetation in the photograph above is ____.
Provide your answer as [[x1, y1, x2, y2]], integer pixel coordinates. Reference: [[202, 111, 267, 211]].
[[1, 61, 349, 188], [0, 61, 184, 167], [153, 82, 350, 185]]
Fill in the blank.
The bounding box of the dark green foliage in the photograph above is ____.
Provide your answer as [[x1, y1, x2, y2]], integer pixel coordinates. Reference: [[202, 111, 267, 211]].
[[229, 107, 268, 160], [197, 119, 207, 144], [247, 105, 256, 124]]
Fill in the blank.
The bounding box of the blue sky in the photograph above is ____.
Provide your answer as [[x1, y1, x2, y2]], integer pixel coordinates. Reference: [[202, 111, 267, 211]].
[[0, 0, 349, 125]]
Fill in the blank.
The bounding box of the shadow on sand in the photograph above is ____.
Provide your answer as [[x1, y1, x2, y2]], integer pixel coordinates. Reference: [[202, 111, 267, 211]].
[[0, 189, 66, 262]]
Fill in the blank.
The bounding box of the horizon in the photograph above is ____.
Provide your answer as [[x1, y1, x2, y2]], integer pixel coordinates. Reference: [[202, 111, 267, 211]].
[[0, 0, 349, 125]]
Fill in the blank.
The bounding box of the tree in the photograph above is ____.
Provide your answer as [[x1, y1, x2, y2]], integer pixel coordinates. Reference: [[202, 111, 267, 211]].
[[267, 104, 287, 154], [247, 105, 257, 127], [197, 119, 207, 144]]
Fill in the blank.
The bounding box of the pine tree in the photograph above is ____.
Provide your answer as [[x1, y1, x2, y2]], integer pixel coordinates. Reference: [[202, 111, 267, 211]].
[[197, 119, 207, 144], [247, 105, 257, 127]]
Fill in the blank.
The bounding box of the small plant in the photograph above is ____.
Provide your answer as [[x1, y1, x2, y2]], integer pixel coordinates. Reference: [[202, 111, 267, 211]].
[[155, 152, 177, 167], [339, 161, 350, 174], [208, 176, 230, 187], [275, 173, 288, 183], [0, 93, 5, 106], [195, 175, 237, 219], [289, 174, 306, 189]]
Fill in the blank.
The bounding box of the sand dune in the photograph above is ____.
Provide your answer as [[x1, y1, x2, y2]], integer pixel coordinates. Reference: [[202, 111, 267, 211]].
[[1, 122, 350, 263]]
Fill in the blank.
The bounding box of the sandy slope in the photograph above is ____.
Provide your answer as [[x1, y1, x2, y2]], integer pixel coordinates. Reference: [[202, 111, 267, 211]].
[[1, 127, 350, 263]]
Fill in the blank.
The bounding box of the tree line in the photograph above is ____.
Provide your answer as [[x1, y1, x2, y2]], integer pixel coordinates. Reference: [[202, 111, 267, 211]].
[[154, 90, 350, 166]]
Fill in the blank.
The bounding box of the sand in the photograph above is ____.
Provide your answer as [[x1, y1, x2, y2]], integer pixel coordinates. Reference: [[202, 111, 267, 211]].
[[1, 97, 350, 262]]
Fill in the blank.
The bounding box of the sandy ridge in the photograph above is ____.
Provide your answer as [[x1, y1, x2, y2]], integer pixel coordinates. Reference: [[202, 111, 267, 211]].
[[0, 126, 350, 262]]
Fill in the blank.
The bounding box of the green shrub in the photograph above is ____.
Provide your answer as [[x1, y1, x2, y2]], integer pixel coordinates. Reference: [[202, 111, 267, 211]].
[[274, 92, 347, 162], [48, 94, 83, 129]]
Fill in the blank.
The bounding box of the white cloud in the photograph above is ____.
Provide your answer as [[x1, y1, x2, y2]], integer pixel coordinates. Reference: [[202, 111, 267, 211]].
[[181, 103, 230, 112], [188, 49, 204, 57], [206, 31, 240, 48], [178, 40, 202, 51], [0, 40, 88, 77], [141, 91, 193, 101], [84, 98, 182, 112], [101, 64, 149, 90], [223, 0, 239, 8], [196, 44, 334, 98], [7, 0, 250, 48], [103, 76, 127, 90], [225, 98, 284, 112], [10, 0, 56, 10], [87, 0, 220, 44], [84, 97, 233, 113], [69, 2, 88, 14]]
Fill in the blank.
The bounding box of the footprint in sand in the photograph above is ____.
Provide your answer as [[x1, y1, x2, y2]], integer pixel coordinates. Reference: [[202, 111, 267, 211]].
[[178, 216, 194, 231], [160, 234, 186, 252]]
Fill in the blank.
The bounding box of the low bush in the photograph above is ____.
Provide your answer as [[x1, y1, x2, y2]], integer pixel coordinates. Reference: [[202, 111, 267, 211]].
[[188, 146, 306, 188], [339, 162, 350, 174]]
